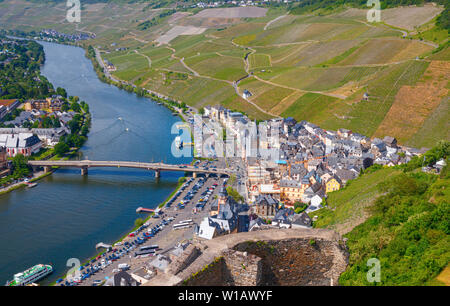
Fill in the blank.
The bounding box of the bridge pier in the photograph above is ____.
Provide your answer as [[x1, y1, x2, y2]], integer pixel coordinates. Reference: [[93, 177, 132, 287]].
[[44, 166, 52, 174], [155, 169, 160, 178], [192, 172, 197, 179], [81, 167, 88, 176]]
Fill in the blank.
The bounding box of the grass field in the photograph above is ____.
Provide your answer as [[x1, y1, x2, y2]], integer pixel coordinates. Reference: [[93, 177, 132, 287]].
[[312, 167, 400, 235], [281, 93, 339, 125], [248, 53, 271, 69], [339, 38, 433, 65]]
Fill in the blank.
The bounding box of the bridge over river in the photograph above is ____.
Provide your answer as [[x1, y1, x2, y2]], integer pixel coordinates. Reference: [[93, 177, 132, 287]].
[[28, 160, 232, 178]]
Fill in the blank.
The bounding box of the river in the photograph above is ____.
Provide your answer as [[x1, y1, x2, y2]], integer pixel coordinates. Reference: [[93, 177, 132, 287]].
[[0, 41, 190, 285]]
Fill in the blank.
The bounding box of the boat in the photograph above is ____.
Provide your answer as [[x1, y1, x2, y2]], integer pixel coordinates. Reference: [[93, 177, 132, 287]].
[[174, 136, 183, 149], [26, 182, 37, 188], [6, 264, 53, 286]]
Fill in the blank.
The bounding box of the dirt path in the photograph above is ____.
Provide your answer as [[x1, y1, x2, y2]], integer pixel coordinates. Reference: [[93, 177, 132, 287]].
[[252, 75, 347, 99], [180, 57, 199, 76], [264, 14, 287, 31], [134, 50, 151, 68], [165, 46, 200, 76], [129, 32, 150, 44]]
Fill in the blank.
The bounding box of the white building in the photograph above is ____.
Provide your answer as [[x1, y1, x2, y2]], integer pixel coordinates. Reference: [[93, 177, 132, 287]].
[[0, 133, 42, 157]]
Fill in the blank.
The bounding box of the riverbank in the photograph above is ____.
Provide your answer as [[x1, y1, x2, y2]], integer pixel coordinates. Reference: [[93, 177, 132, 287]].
[[0, 36, 91, 197], [84, 45, 195, 123], [0, 40, 191, 286]]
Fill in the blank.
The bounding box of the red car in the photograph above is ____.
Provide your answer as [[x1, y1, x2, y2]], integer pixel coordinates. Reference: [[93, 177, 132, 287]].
[[129, 233, 135, 237]]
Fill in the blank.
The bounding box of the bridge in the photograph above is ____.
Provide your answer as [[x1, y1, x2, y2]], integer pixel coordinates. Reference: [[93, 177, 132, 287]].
[[27, 160, 232, 178]]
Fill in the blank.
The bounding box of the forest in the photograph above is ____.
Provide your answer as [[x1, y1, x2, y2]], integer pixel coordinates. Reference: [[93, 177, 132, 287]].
[[0, 36, 54, 100]]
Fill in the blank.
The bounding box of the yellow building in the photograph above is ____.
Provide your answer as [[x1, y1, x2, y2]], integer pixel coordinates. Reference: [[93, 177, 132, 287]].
[[279, 179, 309, 204], [325, 176, 342, 193]]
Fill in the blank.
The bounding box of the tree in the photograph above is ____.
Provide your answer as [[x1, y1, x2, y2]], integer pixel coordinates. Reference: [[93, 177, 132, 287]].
[[54, 142, 70, 156], [12, 154, 30, 178], [134, 218, 144, 228], [226, 186, 244, 203], [70, 101, 81, 113], [56, 87, 67, 98]]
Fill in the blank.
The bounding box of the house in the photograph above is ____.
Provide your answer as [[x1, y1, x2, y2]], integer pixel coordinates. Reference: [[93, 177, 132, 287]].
[[310, 194, 323, 206], [149, 255, 171, 273], [0, 128, 67, 147], [280, 179, 305, 204], [237, 213, 250, 233], [383, 136, 397, 148], [0, 99, 20, 119], [254, 194, 278, 218], [325, 175, 342, 193], [130, 266, 155, 284], [0, 133, 42, 157], [435, 159, 447, 173], [197, 217, 220, 240], [272, 208, 294, 227], [198, 187, 245, 239], [362, 92, 369, 101], [249, 216, 265, 231], [24, 99, 49, 111], [290, 212, 312, 229], [335, 169, 357, 184], [242, 89, 252, 99], [337, 128, 352, 138]]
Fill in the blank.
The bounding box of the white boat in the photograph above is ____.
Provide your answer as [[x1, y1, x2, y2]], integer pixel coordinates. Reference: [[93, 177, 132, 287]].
[[175, 136, 183, 149], [6, 264, 53, 286]]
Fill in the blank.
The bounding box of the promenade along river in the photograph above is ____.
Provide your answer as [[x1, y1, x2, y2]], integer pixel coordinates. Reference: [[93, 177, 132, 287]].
[[0, 41, 190, 285]]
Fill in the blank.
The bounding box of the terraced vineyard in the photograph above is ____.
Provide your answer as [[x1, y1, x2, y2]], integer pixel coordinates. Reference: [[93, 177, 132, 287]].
[[1, 1, 448, 146]]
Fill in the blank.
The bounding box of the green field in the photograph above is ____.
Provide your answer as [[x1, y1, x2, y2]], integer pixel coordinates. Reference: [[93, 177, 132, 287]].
[[312, 167, 400, 234], [1, 0, 447, 145]]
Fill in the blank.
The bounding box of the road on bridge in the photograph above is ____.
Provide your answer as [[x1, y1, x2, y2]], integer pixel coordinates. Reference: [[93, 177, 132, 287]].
[[27, 160, 232, 177]]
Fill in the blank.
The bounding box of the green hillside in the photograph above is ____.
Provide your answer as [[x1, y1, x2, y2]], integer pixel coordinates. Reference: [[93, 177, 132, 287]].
[[0, 1, 448, 145], [313, 141, 450, 285]]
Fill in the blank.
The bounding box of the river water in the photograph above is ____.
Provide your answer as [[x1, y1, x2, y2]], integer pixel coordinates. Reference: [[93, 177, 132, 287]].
[[0, 41, 190, 285]]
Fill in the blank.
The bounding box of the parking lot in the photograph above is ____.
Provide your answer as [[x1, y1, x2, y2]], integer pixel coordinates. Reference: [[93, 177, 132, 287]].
[[60, 170, 227, 286]]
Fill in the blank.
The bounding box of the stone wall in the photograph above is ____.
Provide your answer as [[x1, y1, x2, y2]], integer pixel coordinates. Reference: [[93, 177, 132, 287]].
[[169, 245, 201, 275], [143, 228, 348, 286], [222, 250, 262, 286], [180, 250, 262, 286]]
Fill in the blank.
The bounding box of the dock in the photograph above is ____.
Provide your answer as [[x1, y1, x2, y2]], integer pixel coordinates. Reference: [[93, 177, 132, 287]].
[[136, 207, 155, 213], [96, 242, 112, 249]]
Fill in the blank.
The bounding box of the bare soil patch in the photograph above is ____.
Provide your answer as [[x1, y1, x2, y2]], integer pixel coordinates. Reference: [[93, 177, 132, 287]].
[[382, 4, 444, 31], [156, 25, 206, 44], [335, 5, 444, 31], [374, 61, 450, 143]]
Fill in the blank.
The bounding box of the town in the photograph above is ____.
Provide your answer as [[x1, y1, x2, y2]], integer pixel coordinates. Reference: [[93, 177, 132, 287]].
[[54, 103, 445, 287], [0, 95, 90, 187]]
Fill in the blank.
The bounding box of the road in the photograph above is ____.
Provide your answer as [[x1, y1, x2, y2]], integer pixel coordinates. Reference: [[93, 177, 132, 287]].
[[28, 160, 232, 176]]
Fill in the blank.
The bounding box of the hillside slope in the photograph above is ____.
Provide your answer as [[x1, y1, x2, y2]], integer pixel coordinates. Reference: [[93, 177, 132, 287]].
[[0, 1, 448, 145], [312, 141, 450, 285]]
